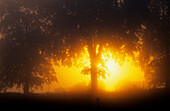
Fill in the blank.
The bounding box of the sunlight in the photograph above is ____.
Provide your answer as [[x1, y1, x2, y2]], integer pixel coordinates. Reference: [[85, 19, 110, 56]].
[[101, 51, 120, 75], [98, 59, 145, 91], [51, 45, 145, 92], [99, 59, 121, 91], [98, 49, 145, 91]]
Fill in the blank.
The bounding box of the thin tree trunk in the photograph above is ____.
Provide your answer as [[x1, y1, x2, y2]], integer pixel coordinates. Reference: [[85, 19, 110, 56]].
[[165, 35, 169, 91], [23, 66, 32, 95], [24, 81, 30, 94], [162, 21, 169, 91]]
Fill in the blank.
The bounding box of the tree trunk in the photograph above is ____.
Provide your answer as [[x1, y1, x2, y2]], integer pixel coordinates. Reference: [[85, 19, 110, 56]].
[[24, 81, 30, 95], [91, 61, 98, 92], [165, 35, 170, 91], [165, 54, 169, 91], [162, 20, 169, 91], [89, 51, 98, 92], [23, 66, 32, 95], [88, 38, 98, 92]]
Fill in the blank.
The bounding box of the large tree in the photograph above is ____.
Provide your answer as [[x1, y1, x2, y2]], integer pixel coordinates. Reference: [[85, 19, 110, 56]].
[[0, 0, 58, 94], [43, 0, 150, 92], [138, 0, 169, 89], [0, 0, 169, 93], [51, 0, 170, 91]]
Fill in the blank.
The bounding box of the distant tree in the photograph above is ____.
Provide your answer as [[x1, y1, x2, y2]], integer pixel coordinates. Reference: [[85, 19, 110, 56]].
[[0, 0, 58, 94], [137, 0, 169, 89]]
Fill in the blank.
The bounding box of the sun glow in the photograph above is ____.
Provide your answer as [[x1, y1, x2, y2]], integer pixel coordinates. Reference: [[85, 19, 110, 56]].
[[50, 45, 145, 92], [98, 52, 145, 91], [99, 53, 121, 91]]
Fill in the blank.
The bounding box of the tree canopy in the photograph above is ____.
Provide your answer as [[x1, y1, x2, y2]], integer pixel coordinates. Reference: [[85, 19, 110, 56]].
[[0, 0, 169, 93], [0, 0, 58, 94]]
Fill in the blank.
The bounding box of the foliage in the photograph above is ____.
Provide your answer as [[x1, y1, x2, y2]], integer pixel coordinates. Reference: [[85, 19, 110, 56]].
[[0, 0, 58, 93], [137, 0, 169, 88], [0, 0, 169, 92]]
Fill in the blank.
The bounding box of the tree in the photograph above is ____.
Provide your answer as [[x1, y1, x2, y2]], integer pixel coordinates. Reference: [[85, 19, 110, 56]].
[[1, 0, 168, 93], [54, 0, 169, 91], [0, 0, 58, 94], [137, 0, 169, 89], [44, 0, 149, 92]]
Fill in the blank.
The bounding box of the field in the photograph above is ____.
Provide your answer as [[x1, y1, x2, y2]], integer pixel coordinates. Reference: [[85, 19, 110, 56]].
[[0, 90, 169, 111]]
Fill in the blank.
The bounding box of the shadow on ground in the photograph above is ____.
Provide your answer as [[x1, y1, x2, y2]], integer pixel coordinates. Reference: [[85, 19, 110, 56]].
[[0, 90, 169, 111]]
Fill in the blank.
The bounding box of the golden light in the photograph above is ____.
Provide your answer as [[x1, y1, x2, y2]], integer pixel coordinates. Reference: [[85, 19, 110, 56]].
[[98, 52, 145, 91], [47, 45, 145, 93], [98, 52, 121, 91]]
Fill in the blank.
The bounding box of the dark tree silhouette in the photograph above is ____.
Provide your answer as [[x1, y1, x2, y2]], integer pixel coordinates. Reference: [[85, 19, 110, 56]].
[[0, 0, 58, 94], [0, 0, 169, 93], [47, 0, 169, 91], [128, 0, 169, 89], [42, 0, 148, 92]]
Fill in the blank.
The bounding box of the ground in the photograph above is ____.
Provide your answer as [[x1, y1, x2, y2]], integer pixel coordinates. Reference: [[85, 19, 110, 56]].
[[0, 90, 169, 111]]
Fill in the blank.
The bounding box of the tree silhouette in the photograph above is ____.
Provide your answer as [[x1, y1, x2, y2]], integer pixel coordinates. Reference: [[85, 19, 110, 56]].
[[138, 0, 169, 89], [43, 0, 149, 92], [48, 0, 169, 91], [0, 0, 169, 93], [0, 0, 58, 94]]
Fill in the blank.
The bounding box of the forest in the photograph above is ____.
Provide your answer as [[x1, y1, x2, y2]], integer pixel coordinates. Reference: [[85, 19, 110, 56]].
[[0, 0, 169, 110]]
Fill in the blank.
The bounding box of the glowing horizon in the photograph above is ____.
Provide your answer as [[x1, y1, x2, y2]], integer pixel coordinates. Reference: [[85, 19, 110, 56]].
[[49, 46, 146, 92]]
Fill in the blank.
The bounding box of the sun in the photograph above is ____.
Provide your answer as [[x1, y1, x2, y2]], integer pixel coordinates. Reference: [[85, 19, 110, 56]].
[[50, 46, 145, 93], [98, 51, 121, 91], [98, 50, 145, 92], [101, 52, 119, 74]]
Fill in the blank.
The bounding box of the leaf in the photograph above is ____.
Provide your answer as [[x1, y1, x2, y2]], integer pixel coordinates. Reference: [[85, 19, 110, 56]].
[[81, 66, 91, 75]]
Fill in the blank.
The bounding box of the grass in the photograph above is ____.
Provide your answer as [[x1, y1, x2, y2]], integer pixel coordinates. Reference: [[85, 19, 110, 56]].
[[0, 89, 169, 111]]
